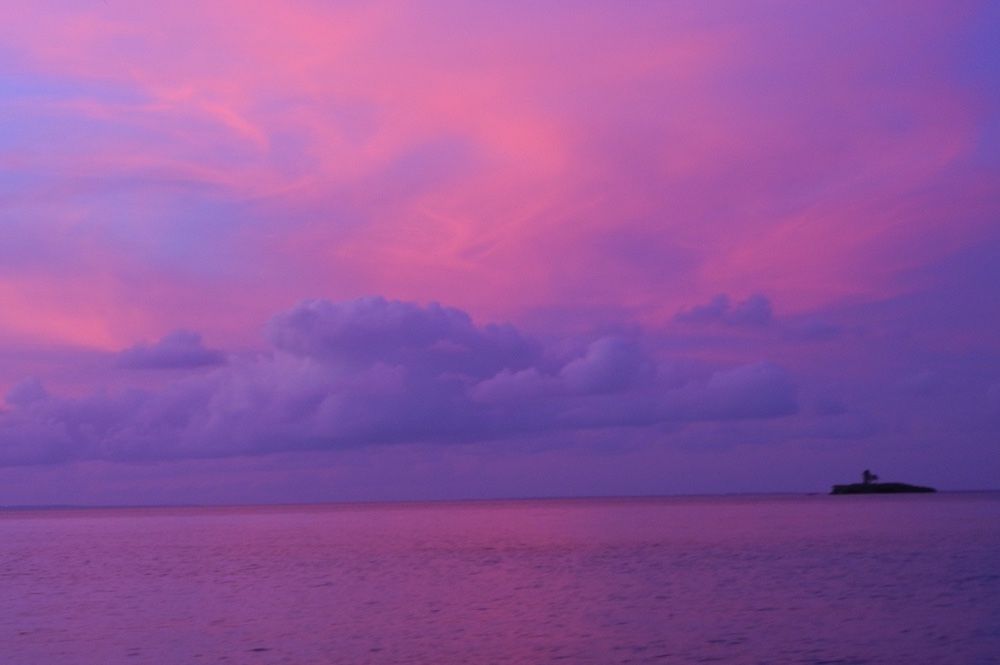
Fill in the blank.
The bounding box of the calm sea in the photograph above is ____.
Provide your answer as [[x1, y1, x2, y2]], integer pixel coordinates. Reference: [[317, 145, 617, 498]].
[[2, 493, 998, 665]]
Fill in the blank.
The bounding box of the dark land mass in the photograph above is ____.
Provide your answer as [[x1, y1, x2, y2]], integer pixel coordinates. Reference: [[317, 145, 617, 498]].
[[831, 482, 936, 495]]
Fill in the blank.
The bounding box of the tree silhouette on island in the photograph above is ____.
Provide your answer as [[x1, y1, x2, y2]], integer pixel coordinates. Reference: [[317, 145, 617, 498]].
[[831, 469, 935, 495]]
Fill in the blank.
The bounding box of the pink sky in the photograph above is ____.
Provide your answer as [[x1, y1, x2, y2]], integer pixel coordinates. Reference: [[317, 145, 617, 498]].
[[1, 1, 998, 503]]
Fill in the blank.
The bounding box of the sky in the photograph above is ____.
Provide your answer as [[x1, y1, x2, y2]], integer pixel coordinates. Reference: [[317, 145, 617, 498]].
[[0, 0, 998, 505]]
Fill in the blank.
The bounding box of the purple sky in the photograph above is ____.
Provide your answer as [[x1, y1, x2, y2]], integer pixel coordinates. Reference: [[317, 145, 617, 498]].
[[1, 1, 998, 504]]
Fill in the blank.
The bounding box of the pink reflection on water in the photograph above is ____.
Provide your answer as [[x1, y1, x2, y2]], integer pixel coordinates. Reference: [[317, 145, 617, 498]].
[[2, 494, 998, 664]]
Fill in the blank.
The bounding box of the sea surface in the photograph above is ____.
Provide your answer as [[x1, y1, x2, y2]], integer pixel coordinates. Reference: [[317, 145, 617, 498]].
[[2, 493, 998, 665]]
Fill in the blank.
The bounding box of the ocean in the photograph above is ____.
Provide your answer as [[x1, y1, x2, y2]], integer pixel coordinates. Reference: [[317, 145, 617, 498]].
[[2, 493, 998, 664]]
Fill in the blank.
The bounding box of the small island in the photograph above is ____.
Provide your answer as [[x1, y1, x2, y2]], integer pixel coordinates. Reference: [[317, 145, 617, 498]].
[[831, 469, 936, 495]]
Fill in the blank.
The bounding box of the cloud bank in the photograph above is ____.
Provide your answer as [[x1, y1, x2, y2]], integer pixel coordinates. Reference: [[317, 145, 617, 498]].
[[0, 297, 797, 467]]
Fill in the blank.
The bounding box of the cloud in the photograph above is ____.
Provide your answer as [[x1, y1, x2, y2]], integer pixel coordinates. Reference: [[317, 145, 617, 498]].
[[673, 294, 848, 344], [559, 336, 651, 394], [4, 378, 48, 407], [267, 297, 539, 377], [471, 368, 561, 404], [116, 330, 226, 369], [784, 318, 843, 341], [669, 362, 797, 421], [0, 0, 991, 356], [896, 370, 941, 397], [674, 294, 773, 327], [0, 297, 798, 466]]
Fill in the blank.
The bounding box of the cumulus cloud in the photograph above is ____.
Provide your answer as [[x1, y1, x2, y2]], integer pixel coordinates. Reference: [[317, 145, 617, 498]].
[[665, 362, 797, 421], [0, 297, 799, 466], [559, 336, 652, 394], [471, 368, 561, 404], [675, 294, 773, 327], [267, 297, 539, 377], [116, 330, 226, 369]]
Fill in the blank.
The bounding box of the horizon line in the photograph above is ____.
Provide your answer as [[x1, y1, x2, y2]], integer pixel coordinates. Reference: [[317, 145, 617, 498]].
[[3, 488, 999, 512]]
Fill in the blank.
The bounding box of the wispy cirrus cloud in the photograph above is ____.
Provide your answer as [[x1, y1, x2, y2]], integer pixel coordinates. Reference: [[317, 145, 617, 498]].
[[0, 1, 995, 351]]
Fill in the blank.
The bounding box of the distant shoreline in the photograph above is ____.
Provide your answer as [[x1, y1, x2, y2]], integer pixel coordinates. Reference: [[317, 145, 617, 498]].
[[3, 489, 998, 513]]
